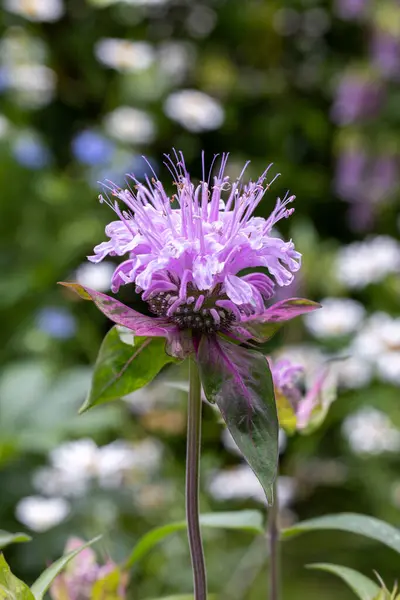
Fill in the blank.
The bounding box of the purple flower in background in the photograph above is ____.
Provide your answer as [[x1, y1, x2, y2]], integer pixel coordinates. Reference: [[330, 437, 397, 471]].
[[334, 0, 368, 21], [371, 29, 400, 80], [367, 154, 398, 203], [270, 356, 336, 431], [13, 134, 51, 169], [335, 147, 367, 202], [331, 72, 385, 125], [61, 151, 319, 358], [72, 129, 115, 165], [37, 307, 77, 339], [50, 538, 127, 600]]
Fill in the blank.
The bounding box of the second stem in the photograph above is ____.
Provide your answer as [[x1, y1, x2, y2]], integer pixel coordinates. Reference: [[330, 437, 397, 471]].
[[186, 359, 207, 600], [267, 478, 280, 600]]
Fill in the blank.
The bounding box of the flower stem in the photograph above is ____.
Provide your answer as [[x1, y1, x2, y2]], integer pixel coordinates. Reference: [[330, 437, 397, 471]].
[[186, 359, 207, 600], [267, 479, 280, 600]]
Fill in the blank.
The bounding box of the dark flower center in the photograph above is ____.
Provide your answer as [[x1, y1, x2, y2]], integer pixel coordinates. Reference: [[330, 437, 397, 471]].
[[148, 291, 236, 334]]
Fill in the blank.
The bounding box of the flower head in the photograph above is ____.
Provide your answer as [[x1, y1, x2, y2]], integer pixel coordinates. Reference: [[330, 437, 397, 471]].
[[61, 152, 319, 358], [270, 354, 336, 432]]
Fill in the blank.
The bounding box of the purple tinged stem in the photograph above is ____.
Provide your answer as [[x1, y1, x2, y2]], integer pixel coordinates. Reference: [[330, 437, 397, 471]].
[[186, 359, 208, 600]]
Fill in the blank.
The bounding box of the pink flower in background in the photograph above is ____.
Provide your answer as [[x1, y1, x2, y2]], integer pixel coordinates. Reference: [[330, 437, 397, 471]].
[[61, 152, 319, 357], [334, 0, 368, 21], [371, 28, 400, 80], [270, 356, 336, 432], [50, 538, 127, 600], [331, 72, 385, 125]]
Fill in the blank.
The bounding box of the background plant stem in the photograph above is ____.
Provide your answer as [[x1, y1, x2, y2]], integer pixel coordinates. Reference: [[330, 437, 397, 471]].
[[267, 479, 280, 600], [186, 359, 207, 600]]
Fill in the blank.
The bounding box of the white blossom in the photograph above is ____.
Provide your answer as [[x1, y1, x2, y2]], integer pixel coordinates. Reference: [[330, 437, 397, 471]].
[[336, 236, 400, 289], [305, 297, 365, 338], [164, 90, 224, 132], [342, 407, 400, 455], [104, 106, 155, 144], [16, 497, 70, 532], [95, 39, 155, 72], [4, 0, 64, 22], [75, 262, 115, 292]]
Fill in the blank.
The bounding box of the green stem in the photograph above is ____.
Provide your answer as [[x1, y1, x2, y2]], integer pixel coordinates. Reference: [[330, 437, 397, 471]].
[[267, 479, 280, 600], [186, 359, 207, 600]]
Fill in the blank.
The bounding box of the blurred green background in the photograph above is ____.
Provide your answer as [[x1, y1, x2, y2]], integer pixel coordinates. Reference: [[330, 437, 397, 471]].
[[1, 0, 400, 597]]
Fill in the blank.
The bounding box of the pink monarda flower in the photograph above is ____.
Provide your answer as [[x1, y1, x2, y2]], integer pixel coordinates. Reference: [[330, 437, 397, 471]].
[[270, 356, 336, 432], [61, 152, 319, 357], [50, 538, 127, 600]]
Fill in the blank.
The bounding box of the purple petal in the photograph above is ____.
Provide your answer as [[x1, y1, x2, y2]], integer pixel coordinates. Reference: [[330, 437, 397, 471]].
[[59, 282, 173, 337], [197, 335, 278, 504], [225, 274, 254, 305], [239, 298, 321, 343]]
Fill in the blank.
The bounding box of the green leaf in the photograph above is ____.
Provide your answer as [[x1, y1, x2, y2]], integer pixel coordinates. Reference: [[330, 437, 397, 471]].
[[91, 568, 127, 600], [197, 336, 278, 504], [81, 326, 176, 413], [124, 510, 264, 569], [0, 531, 31, 550], [282, 513, 400, 554], [0, 554, 34, 600], [307, 563, 380, 600], [30, 536, 101, 600]]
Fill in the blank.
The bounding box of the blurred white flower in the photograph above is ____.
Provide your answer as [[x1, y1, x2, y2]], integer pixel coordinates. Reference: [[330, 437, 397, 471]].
[[4, 0, 64, 22], [377, 353, 400, 386], [95, 39, 155, 72], [333, 354, 372, 389], [158, 42, 195, 84], [8, 64, 56, 108], [33, 438, 163, 497], [350, 312, 400, 385], [336, 236, 400, 289], [342, 407, 400, 455], [186, 6, 217, 38], [75, 262, 114, 292], [305, 297, 365, 338], [208, 464, 295, 507], [164, 89, 225, 132], [16, 497, 70, 532], [104, 106, 155, 144]]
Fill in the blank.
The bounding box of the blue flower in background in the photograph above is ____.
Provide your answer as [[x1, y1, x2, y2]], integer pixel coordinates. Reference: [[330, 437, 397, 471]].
[[0, 67, 9, 93], [72, 129, 115, 165], [36, 307, 77, 339], [13, 134, 51, 169]]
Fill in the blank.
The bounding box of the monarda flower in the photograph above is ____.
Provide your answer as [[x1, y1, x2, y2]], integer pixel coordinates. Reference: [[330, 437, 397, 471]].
[[61, 151, 319, 501], [270, 355, 336, 434]]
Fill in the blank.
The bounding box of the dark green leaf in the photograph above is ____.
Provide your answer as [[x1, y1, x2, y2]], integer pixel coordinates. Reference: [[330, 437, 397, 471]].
[[307, 563, 380, 600], [0, 531, 31, 551], [0, 554, 34, 600], [81, 326, 176, 413], [282, 513, 400, 554], [197, 336, 278, 504], [124, 510, 264, 569], [30, 536, 101, 600]]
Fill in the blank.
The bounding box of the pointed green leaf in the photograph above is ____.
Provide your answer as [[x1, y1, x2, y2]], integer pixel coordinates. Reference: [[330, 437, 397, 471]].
[[307, 564, 380, 600], [282, 513, 400, 554], [30, 536, 101, 600], [0, 554, 34, 600], [197, 336, 278, 504], [81, 327, 176, 413], [124, 510, 264, 569], [0, 531, 31, 551]]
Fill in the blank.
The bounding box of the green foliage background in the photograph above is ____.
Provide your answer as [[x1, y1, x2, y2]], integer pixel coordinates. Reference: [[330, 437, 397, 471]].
[[0, 0, 399, 597]]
